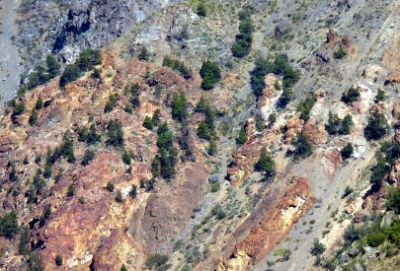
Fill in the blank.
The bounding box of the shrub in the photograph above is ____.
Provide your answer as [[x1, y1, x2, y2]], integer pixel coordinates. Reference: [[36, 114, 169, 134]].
[[142, 116, 154, 130], [163, 55, 192, 79], [386, 187, 400, 214], [29, 110, 38, 125], [145, 254, 169, 270], [122, 150, 132, 165], [115, 190, 123, 203], [12, 101, 25, 119], [55, 255, 63, 266], [106, 182, 114, 192], [171, 92, 188, 121], [127, 83, 141, 108], [43, 164, 52, 178], [340, 114, 353, 135], [138, 46, 150, 61], [200, 61, 221, 90], [154, 123, 177, 179], [60, 64, 81, 87], [152, 109, 162, 127], [67, 185, 74, 197], [370, 152, 389, 189], [35, 97, 43, 110], [310, 239, 325, 256], [211, 205, 226, 220], [232, 7, 253, 58], [60, 49, 101, 87], [18, 226, 30, 255], [255, 147, 275, 178], [104, 94, 118, 113], [27, 252, 44, 271], [208, 140, 217, 155], [364, 111, 388, 140], [291, 134, 313, 160], [236, 126, 248, 145], [210, 182, 220, 193], [82, 149, 95, 166], [107, 120, 124, 147], [129, 185, 137, 198], [334, 45, 347, 59], [297, 94, 316, 121], [375, 89, 386, 103], [197, 2, 207, 16], [46, 55, 61, 79], [341, 87, 360, 104], [0, 210, 18, 239], [250, 54, 299, 105], [367, 232, 386, 247], [340, 143, 353, 160]]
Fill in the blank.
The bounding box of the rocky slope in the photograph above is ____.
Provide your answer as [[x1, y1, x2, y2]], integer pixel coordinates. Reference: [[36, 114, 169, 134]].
[[1, 0, 400, 271]]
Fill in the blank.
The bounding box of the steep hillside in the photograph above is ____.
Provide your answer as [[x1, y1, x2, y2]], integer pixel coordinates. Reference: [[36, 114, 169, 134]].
[[1, 0, 400, 271]]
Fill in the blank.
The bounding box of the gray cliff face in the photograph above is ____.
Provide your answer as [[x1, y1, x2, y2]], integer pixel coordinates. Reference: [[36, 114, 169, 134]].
[[17, 0, 179, 68]]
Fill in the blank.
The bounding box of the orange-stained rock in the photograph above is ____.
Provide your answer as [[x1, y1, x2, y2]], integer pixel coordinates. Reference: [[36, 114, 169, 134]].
[[220, 176, 314, 269], [302, 118, 328, 145]]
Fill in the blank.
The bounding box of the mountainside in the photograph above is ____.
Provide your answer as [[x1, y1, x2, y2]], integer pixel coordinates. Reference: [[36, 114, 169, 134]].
[[1, 0, 400, 271]]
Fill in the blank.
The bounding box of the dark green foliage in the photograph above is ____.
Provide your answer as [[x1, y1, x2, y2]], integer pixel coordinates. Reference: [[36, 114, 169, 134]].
[[18, 226, 30, 255], [341, 114, 353, 135], [297, 94, 316, 121], [77, 49, 102, 71], [120, 264, 128, 271], [152, 109, 162, 127], [29, 109, 38, 125], [326, 112, 353, 135], [375, 89, 386, 103], [60, 49, 101, 87], [197, 101, 216, 141], [9, 163, 18, 182], [367, 232, 386, 247], [115, 190, 123, 203], [27, 252, 44, 271], [106, 182, 115, 192], [200, 60, 221, 90], [143, 116, 154, 130], [364, 111, 388, 140], [211, 205, 226, 220], [67, 185, 75, 197], [126, 83, 141, 108], [341, 87, 360, 104], [255, 147, 275, 178], [122, 150, 132, 165], [60, 64, 81, 88], [82, 149, 95, 166], [138, 46, 150, 61], [43, 164, 52, 178], [77, 124, 100, 145], [129, 185, 137, 198], [370, 152, 389, 189], [61, 132, 75, 163], [291, 134, 313, 160], [42, 205, 52, 220], [145, 254, 169, 270], [35, 97, 43, 110], [55, 255, 63, 266], [46, 55, 61, 79], [310, 239, 325, 256], [334, 45, 347, 59], [107, 120, 124, 147], [163, 55, 192, 79], [250, 54, 299, 105], [208, 140, 217, 155], [91, 68, 102, 79], [232, 6, 253, 58], [386, 187, 400, 214], [0, 210, 18, 239], [236, 126, 248, 145], [340, 143, 353, 160], [179, 122, 194, 160], [11, 101, 25, 119], [197, 2, 207, 16], [171, 92, 188, 122], [104, 94, 118, 113], [153, 123, 177, 179]]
